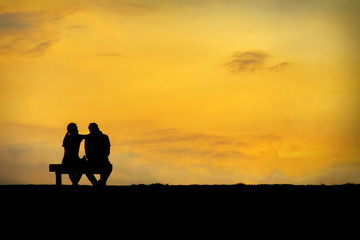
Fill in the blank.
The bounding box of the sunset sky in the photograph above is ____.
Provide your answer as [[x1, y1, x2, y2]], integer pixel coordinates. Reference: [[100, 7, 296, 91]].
[[1, 0, 360, 185]]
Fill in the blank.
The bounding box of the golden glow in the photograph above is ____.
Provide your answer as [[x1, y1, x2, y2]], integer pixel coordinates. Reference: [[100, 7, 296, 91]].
[[1, 0, 360, 184]]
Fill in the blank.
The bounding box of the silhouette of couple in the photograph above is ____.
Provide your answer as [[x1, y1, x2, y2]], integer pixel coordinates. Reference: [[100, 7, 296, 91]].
[[62, 122, 112, 187]]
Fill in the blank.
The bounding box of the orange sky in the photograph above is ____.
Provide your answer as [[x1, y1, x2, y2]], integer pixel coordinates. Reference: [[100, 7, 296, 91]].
[[1, 0, 360, 185]]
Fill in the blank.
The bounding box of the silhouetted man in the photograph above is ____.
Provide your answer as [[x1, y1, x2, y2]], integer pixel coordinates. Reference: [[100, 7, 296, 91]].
[[85, 123, 112, 187]]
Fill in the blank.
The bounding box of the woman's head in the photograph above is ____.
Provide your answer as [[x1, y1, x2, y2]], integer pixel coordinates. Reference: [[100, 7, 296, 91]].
[[67, 123, 78, 135]]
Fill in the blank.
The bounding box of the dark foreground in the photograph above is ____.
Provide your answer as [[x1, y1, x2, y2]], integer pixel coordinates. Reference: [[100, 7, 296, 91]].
[[2, 183, 360, 201], [2, 184, 360, 216], [1, 184, 360, 233], [2, 183, 360, 192], [1, 184, 359, 214]]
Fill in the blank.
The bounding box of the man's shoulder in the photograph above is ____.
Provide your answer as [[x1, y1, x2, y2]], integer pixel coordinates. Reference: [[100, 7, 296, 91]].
[[102, 133, 110, 141], [98, 131, 108, 138], [102, 133, 110, 145], [86, 132, 109, 141]]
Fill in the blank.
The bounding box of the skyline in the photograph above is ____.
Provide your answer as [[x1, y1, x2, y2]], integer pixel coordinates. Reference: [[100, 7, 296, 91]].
[[1, 0, 360, 185]]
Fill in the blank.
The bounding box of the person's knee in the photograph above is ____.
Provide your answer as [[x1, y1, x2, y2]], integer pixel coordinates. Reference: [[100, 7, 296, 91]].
[[86, 173, 95, 179]]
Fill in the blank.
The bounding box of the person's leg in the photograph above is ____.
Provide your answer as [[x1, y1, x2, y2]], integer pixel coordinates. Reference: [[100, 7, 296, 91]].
[[69, 159, 84, 185], [69, 173, 76, 185], [86, 173, 98, 186], [69, 166, 83, 186], [98, 164, 113, 186], [74, 173, 82, 185], [85, 161, 98, 186], [69, 173, 81, 186]]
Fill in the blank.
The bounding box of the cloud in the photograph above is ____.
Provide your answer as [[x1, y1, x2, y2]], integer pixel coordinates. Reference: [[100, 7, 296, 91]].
[[301, 161, 360, 185], [0, 12, 33, 30], [87, 0, 152, 16], [224, 50, 290, 73], [259, 169, 294, 184], [113, 129, 295, 184], [269, 62, 291, 72], [0, 8, 76, 57], [0, 123, 64, 184], [6, 143, 34, 158], [25, 41, 54, 57], [117, 129, 277, 177], [121, 129, 248, 151], [225, 51, 269, 73], [0, 142, 58, 184]]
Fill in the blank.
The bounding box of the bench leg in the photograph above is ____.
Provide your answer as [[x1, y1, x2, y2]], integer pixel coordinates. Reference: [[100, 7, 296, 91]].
[[56, 172, 62, 186]]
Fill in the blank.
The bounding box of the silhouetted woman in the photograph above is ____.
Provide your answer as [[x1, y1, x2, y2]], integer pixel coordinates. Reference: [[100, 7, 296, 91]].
[[62, 123, 87, 185]]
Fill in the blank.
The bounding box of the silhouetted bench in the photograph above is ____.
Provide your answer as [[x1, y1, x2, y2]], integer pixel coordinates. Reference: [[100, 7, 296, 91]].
[[49, 164, 112, 186]]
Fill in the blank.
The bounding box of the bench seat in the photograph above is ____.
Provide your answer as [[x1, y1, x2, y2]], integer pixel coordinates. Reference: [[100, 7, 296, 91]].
[[49, 164, 112, 185]]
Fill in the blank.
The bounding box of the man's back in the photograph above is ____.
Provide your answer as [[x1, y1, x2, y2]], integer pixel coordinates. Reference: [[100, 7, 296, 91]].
[[85, 131, 111, 165]]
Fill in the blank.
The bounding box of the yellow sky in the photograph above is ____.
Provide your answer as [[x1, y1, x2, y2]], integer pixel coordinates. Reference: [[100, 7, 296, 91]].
[[1, 0, 359, 185]]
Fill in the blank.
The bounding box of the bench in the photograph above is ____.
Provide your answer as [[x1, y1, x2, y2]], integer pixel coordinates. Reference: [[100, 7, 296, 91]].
[[49, 164, 112, 186]]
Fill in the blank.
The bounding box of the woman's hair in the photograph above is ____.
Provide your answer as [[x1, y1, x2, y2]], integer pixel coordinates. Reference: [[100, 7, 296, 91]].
[[67, 123, 78, 134]]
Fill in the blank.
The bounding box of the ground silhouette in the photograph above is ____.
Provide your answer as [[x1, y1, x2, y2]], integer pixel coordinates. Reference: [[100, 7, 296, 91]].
[[2, 184, 359, 220], [1, 183, 359, 198]]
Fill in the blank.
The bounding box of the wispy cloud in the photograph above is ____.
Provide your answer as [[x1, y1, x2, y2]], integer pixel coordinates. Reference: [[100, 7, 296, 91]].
[[0, 8, 76, 57], [0, 123, 63, 184], [224, 50, 291, 74], [115, 129, 261, 183], [301, 161, 360, 185], [87, 0, 153, 16], [121, 129, 249, 151], [225, 51, 269, 73], [0, 12, 33, 30], [118, 129, 278, 172], [25, 41, 54, 57], [268, 61, 291, 72]]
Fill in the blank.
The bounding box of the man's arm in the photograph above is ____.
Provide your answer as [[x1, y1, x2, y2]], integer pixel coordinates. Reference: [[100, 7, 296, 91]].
[[79, 134, 88, 140]]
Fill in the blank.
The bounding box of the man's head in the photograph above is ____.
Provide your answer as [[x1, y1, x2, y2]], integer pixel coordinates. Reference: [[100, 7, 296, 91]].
[[88, 122, 100, 133]]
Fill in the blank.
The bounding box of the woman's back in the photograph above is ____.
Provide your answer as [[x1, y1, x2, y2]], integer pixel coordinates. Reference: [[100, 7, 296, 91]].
[[62, 134, 83, 164]]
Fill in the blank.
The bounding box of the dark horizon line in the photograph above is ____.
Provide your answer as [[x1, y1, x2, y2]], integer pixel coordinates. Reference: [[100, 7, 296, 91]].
[[1, 182, 359, 187]]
